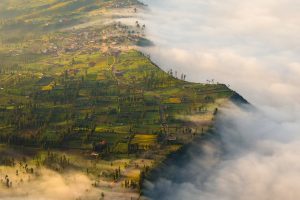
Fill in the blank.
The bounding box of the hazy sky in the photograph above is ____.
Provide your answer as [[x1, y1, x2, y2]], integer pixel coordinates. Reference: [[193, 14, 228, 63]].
[[140, 1, 300, 199]]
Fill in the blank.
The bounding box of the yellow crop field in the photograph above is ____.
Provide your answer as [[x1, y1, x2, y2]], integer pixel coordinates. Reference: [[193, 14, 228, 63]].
[[166, 97, 182, 104], [131, 134, 157, 145]]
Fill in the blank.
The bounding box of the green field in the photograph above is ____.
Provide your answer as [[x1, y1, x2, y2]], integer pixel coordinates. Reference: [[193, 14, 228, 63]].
[[0, 49, 233, 151]]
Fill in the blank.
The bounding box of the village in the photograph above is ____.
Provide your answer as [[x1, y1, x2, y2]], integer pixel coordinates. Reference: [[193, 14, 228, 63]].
[[37, 21, 146, 56], [5, 18, 147, 59]]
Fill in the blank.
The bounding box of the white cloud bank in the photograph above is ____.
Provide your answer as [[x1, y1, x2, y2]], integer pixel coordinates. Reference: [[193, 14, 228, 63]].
[[140, 0, 300, 199], [144, 103, 300, 200], [139, 0, 300, 110]]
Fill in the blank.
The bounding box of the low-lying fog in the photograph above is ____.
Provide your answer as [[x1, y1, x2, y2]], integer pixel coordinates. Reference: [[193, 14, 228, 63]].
[[144, 103, 300, 200], [139, 0, 300, 199], [0, 168, 100, 200]]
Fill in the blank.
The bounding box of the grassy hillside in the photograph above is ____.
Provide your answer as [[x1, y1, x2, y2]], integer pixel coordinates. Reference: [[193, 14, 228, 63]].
[[0, 49, 233, 149], [0, 48, 234, 198]]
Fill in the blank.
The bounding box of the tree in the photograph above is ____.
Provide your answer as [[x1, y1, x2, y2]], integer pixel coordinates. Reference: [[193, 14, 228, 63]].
[[6, 177, 10, 188], [88, 61, 96, 68], [100, 192, 105, 200]]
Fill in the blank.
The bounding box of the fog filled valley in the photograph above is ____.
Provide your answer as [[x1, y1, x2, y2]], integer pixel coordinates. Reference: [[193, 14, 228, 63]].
[[140, 0, 300, 199]]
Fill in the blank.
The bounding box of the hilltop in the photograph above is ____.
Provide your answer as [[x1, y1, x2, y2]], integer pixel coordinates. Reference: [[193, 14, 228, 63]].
[[0, 0, 238, 199]]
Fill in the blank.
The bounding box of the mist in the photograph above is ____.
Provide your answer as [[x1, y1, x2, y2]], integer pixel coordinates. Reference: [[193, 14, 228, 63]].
[[0, 168, 102, 200], [139, 0, 300, 199], [144, 103, 300, 200], [139, 0, 300, 110]]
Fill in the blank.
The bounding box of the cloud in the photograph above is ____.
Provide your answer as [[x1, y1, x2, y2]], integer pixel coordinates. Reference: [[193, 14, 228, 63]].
[[140, 0, 300, 199], [144, 103, 300, 200], [139, 0, 300, 110]]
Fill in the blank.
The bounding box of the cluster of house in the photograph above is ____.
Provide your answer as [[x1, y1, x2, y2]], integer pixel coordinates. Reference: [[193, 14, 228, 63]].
[[38, 22, 144, 56], [110, 1, 141, 8], [40, 28, 103, 55]]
